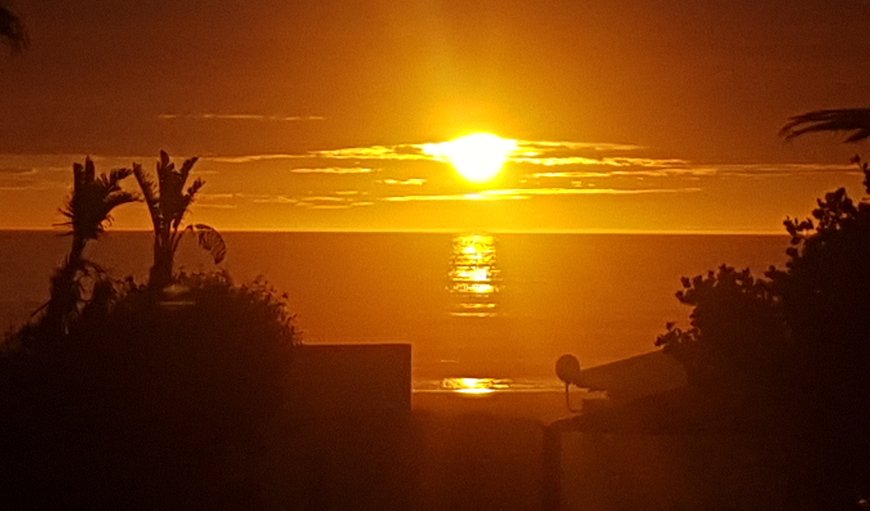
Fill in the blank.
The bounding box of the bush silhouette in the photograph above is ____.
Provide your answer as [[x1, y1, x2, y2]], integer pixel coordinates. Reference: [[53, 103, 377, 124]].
[[655, 265, 790, 398], [0, 150, 302, 507], [658, 156, 870, 508], [1, 271, 299, 508]]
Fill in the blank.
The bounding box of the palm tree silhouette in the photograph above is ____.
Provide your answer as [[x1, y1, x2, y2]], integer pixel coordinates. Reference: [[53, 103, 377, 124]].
[[780, 108, 870, 143], [133, 150, 226, 292], [45, 158, 137, 334], [0, 3, 28, 52]]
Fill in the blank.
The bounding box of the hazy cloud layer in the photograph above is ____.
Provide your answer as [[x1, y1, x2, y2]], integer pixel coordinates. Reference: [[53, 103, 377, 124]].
[[0, 140, 862, 232], [290, 167, 375, 175], [382, 186, 701, 202], [158, 114, 325, 122]]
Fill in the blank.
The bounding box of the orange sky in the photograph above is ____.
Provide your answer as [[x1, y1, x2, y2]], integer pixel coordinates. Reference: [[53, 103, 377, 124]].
[[0, 0, 869, 232]]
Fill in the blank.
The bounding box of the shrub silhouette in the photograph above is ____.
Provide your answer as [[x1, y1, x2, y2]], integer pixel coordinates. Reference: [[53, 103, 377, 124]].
[[655, 265, 790, 397], [658, 156, 870, 508], [1, 152, 300, 507], [1, 271, 299, 508]]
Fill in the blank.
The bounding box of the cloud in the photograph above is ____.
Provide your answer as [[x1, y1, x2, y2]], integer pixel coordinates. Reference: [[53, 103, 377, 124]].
[[485, 187, 702, 197], [528, 161, 856, 179], [249, 194, 372, 209], [205, 154, 298, 164], [308, 139, 647, 165], [0, 168, 37, 176], [0, 185, 41, 191], [252, 195, 297, 205], [380, 178, 426, 186], [514, 156, 689, 167], [158, 113, 325, 122], [515, 140, 645, 152], [707, 162, 855, 177], [296, 196, 373, 209], [0, 181, 52, 191], [195, 203, 238, 209], [198, 193, 235, 200], [310, 144, 429, 161], [531, 168, 715, 179], [290, 167, 375, 174], [192, 192, 238, 209], [382, 186, 699, 203], [382, 193, 526, 202], [200, 139, 646, 167]]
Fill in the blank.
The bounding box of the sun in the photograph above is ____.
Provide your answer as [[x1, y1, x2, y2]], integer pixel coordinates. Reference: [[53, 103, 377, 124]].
[[423, 133, 518, 183]]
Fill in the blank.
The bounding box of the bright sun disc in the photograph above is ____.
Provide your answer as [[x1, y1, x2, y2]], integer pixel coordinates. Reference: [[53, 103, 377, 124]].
[[424, 133, 517, 183]]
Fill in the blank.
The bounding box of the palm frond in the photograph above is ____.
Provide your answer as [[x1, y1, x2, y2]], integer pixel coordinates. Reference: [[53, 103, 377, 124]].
[[60, 158, 138, 241], [178, 156, 199, 190], [0, 5, 29, 52], [780, 108, 870, 143], [72, 162, 84, 195], [102, 190, 138, 215], [96, 168, 134, 197], [133, 163, 158, 205], [83, 157, 95, 183], [107, 167, 134, 186], [190, 224, 227, 264], [144, 151, 214, 289], [173, 178, 204, 230], [157, 150, 174, 187], [133, 162, 162, 231]]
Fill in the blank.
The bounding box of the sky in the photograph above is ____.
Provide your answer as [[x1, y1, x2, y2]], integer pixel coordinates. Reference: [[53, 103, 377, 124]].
[[0, 0, 869, 232]]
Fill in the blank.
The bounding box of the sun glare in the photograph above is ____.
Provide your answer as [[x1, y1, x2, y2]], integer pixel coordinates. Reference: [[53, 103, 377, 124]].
[[424, 133, 517, 183]]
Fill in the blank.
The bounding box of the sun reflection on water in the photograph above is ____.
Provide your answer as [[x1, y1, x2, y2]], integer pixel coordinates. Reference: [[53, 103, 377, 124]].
[[449, 234, 501, 317], [440, 377, 512, 395]]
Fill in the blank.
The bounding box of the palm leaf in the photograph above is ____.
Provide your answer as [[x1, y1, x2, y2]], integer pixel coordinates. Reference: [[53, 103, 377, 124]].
[[178, 156, 199, 190], [83, 157, 95, 183], [780, 108, 870, 143], [0, 5, 28, 52], [190, 224, 227, 264], [133, 162, 162, 230], [62, 160, 129, 235]]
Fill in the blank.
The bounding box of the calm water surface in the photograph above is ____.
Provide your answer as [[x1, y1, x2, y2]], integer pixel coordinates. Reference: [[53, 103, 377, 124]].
[[0, 231, 787, 389]]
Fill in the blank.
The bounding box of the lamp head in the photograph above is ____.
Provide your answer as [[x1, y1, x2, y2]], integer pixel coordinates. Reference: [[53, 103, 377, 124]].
[[555, 354, 582, 387]]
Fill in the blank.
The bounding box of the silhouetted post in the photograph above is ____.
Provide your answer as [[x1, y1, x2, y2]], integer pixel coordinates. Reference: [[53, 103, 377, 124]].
[[556, 354, 582, 412], [542, 423, 562, 511]]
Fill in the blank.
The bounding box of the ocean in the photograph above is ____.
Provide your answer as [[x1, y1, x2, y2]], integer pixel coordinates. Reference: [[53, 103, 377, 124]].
[[0, 231, 787, 390]]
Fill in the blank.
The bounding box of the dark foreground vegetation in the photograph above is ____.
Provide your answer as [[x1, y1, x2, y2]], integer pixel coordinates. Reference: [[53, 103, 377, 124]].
[[658, 151, 870, 509], [4, 111, 870, 508], [0, 153, 302, 507]]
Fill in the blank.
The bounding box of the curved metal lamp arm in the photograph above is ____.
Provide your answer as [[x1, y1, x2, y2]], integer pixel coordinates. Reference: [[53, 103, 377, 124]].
[[564, 382, 582, 413]]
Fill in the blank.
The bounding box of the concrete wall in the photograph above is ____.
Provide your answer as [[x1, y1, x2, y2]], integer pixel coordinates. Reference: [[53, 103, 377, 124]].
[[560, 433, 788, 511]]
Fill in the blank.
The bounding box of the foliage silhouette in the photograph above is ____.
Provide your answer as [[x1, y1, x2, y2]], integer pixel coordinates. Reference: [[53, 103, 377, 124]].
[[133, 150, 226, 291], [658, 155, 870, 509], [41, 158, 136, 337], [1, 153, 300, 507], [0, 2, 27, 52], [1, 271, 300, 508], [655, 265, 790, 397]]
